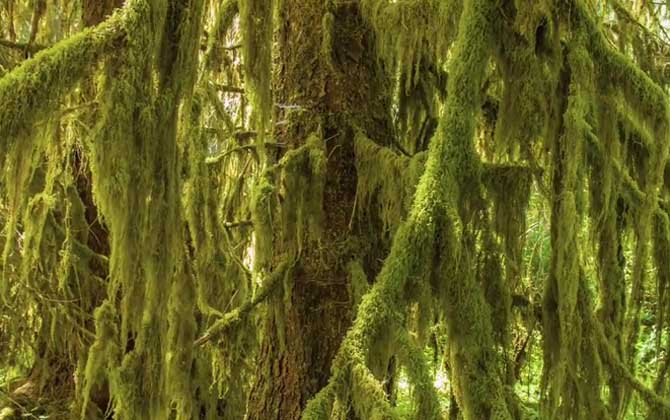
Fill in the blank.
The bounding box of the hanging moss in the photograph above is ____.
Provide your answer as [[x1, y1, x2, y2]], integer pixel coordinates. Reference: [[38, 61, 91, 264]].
[[482, 164, 533, 286], [278, 133, 326, 254], [239, 0, 273, 155], [18, 139, 61, 296], [494, 33, 558, 158], [165, 271, 197, 420], [587, 97, 629, 414], [396, 330, 440, 419], [360, 0, 460, 91], [303, 217, 437, 419], [304, 1, 514, 418], [4, 1, 670, 418], [575, 0, 669, 143], [571, 0, 670, 394], [81, 0, 208, 417], [80, 300, 118, 418], [353, 130, 426, 234], [250, 173, 276, 272], [653, 210, 670, 348], [0, 130, 45, 299], [347, 259, 369, 316], [540, 34, 615, 419]]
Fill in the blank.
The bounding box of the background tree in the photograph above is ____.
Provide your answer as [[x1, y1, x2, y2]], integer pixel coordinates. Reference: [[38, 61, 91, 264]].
[[1, 0, 670, 419]]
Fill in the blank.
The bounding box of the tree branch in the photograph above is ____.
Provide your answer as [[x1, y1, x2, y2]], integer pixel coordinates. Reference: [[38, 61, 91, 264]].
[[0, 0, 144, 154], [194, 261, 289, 346]]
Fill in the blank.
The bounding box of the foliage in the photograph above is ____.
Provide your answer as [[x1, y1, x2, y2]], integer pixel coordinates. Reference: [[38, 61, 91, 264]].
[[1, 0, 670, 419]]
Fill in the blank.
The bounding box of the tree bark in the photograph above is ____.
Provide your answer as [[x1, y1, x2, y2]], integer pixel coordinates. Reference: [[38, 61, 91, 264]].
[[247, 1, 393, 419], [83, 0, 123, 27]]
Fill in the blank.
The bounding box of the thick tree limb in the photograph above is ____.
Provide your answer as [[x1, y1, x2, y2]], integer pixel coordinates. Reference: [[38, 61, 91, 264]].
[[0, 0, 142, 154]]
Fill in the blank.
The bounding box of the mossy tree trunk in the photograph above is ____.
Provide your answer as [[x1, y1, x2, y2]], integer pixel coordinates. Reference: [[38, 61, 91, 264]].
[[247, 1, 393, 418]]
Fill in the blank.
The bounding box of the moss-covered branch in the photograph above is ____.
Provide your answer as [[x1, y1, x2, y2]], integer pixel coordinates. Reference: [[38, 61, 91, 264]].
[[0, 0, 145, 156], [575, 0, 669, 137], [194, 261, 289, 346]]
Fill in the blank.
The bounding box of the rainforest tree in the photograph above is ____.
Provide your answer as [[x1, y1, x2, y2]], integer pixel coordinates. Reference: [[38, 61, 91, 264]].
[[1, 0, 670, 419]]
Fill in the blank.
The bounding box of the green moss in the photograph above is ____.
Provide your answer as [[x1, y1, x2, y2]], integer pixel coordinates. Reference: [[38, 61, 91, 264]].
[[250, 173, 276, 272], [165, 271, 197, 420], [360, 0, 460, 90], [396, 331, 440, 419], [588, 98, 629, 413], [239, 0, 273, 155], [0, 1, 141, 157], [0, 131, 45, 299], [81, 0, 208, 417], [494, 34, 558, 158], [277, 133, 326, 255], [482, 164, 533, 286], [572, 2, 670, 394], [653, 210, 670, 348], [195, 261, 288, 346], [304, 1, 513, 418], [540, 36, 614, 419], [347, 260, 369, 316], [353, 129, 426, 234], [80, 301, 119, 418]]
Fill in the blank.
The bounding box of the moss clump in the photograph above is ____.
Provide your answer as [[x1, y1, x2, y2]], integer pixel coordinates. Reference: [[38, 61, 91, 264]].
[[353, 130, 426, 234], [278, 133, 327, 255], [250, 174, 276, 272], [360, 0, 460, 91], [80, 301, 119, 418], [482, 164, 533, 287]]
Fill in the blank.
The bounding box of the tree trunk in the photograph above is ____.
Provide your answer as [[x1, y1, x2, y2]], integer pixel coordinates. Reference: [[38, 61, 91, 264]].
[[247, 2, 393, 419]]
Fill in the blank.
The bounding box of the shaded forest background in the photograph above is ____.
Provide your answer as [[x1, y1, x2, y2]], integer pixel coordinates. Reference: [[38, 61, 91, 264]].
[[1, 0, 670, 419]]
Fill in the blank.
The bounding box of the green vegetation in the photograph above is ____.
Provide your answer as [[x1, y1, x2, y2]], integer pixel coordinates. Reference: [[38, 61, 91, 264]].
[[1, 0, 670, 419]]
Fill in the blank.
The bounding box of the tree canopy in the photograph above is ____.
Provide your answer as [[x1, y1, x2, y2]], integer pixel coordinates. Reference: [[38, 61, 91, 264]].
[[1, 0, 670, 419]]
